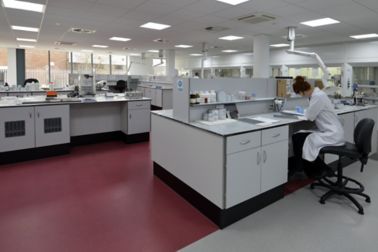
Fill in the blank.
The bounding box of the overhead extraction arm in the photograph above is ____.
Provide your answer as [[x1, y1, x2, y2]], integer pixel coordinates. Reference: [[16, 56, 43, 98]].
[[286, 27, 330, 87]]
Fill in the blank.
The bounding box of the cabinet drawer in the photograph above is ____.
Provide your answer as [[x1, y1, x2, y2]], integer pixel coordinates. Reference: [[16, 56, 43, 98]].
[[227, 131, 261, 154], [128, 101, 150, 110], [262, 126, 288, 145]]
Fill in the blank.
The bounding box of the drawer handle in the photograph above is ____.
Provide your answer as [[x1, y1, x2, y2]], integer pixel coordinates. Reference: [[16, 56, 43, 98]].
[[272, 133, 281, 138], [240, 140, 250, 145]]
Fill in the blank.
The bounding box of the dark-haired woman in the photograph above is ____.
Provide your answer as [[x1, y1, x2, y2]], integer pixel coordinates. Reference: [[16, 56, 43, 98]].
[[291, 76, 345, 178]]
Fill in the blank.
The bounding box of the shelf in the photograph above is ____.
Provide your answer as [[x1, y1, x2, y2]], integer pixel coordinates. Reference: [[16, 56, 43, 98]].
[[190, 97, 275, 107]]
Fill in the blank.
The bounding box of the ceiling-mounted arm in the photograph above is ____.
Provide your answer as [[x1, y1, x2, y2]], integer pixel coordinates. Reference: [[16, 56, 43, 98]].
[[285, 27, 330, 87]]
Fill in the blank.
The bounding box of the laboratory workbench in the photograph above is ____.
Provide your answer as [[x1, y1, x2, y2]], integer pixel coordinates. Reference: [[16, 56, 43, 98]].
[[0, 96, 152, 164], [151, 104, 378, 228]]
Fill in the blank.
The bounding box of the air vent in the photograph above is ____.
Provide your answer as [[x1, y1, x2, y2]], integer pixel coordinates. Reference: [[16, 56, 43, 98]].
[[70, 27, 96, 34], [54, 41, 76, 46], [153, 38, 169, 43], [237, 13, 276, 24], [204, 26, 229, 32]]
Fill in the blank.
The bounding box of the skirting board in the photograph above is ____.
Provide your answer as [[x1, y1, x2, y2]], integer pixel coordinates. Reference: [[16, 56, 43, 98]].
[[71, 131, 149, 145], [0, 144, 70, 165], [153, 162, 284, 229]]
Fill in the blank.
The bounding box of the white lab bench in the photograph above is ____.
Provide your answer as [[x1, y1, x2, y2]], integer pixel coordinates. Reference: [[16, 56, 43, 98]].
[[138, 82, 173, 109], [151, 104, 378, 228], [0, 96, 151, 164]]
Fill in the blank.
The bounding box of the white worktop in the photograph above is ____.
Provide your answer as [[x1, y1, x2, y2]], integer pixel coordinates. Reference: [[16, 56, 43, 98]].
[[138, 83, 173, 90], [153, 104, 378, 137], [0, 95, 151, 108]]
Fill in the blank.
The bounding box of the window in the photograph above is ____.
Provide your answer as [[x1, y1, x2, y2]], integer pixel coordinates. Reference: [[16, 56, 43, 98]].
[[353, 67, 378, 85], [93, 53, 110, 75], [153, 58, 166, 76], [0, 48, 7, 85], [50, 51, 70, 88], [25, 49, 49, 85], [215, 68, 240, 78], [112, 55, 127, 75], [288, 66, 341, 86], [71, 52, 92, 74]]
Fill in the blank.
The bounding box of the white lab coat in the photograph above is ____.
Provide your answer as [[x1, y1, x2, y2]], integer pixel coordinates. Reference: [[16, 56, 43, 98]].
[[302, 87, 345, 161]]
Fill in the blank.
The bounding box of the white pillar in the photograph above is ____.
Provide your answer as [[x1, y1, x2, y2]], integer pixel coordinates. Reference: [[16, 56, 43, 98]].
[[165, 49, 175, 79], [7, 48, 17, 86], [253, 35, 270, 78]]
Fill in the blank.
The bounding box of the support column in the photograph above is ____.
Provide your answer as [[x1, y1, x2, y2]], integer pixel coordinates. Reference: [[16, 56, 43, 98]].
[[7, 48, 25, 86], [342, 63, 353, 96], [253, 35, 270, 78], [165, 49, 176, 79]]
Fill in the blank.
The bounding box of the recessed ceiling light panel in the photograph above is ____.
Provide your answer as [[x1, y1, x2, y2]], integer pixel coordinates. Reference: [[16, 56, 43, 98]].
[[110, 37, 131, 42], [16, 38, 37, 42], [140, 22, 171, 30], [216, 0, 249, 5], [92, 45, 109, 48], [222, 49, 238, 53], [11, 25, 39, 32], [148, 50, 159, 53], [350, 33, 378, 39], [175, 45, 193, 48], [81, 49, 93, 53], [301, 18, 340, 27], [19, 45, 35, 48], [219, 35, 244, 41], [270, 43, 290, 47], [190, 53, 203, 56], [2, 0, 45, 13]]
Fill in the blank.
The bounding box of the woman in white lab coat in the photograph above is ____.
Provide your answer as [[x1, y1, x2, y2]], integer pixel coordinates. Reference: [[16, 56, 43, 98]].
[[291, 76, 345, 178]]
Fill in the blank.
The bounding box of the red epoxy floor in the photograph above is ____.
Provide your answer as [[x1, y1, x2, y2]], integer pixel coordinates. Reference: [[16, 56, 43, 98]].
[[0, 142, 218, 252]]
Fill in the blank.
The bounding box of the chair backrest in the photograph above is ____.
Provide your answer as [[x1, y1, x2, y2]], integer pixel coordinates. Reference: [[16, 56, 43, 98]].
[[354, 118, 375, 157], [116, 80, 127, 92], [23, 78, 39, 87]]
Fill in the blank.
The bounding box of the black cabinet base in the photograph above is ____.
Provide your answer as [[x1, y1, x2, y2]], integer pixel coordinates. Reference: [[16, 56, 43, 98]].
[[123, 132, 149, 144], [153, 162, 284, 229], [0, 144, 70, 165], [71, 131, 123, 146]]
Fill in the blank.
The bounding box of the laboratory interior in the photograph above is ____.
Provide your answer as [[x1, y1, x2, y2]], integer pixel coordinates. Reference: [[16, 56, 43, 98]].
[[2, 0, 378, 251]]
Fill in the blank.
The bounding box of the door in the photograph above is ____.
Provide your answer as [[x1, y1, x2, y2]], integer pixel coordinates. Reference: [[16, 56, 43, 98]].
[[226, 147, 261, 208], [127, 109, 150, 135], [0, 107, 35, 152], [35, 105, 70, 147], [261, 141, 288, 193]]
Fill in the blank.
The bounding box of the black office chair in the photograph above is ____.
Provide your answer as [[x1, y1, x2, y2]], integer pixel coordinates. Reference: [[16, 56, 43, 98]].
[[311, 118, 375, 215]]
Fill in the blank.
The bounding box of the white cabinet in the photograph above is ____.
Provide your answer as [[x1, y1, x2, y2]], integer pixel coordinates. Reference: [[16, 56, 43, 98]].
[[0, 107, 35, 152], [226, 126, 289, 208], [34, 105, 70, 147], [122, 101, 151, 135], [0, 105, 70, 152]]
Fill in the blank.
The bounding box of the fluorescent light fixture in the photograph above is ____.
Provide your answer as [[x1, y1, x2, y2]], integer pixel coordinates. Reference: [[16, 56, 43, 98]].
[[11, 25, 39, 32], [148, 50, 159, 53], [92, 45, 108, 48], [190, 53, 203, 56], [301, 18, 339, 27], [140, 22, 171, 30], [350, 33, 378, 39], [81, 49, 93, 53], [175, 44, 193, 48], [222, 49, 238, 53], [130, 53, 141, 56], [2, 0, 45, 13], [219, 35, 244, 41], [16, 38, 37, 42], [216, 0, 249, 5], [19, 45, 34, 48], [109, 37, 131, 42], [270, 43, 290, 47]]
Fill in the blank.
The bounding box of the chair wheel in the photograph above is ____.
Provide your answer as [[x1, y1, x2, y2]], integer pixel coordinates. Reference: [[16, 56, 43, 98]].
[[358, 209, 364, 215], [366, 198, 371, 203], [319, 199, 325, 204]]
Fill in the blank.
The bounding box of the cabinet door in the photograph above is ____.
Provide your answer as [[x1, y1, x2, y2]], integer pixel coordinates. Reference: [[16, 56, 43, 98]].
[[0, 107, 35, 152], [155, 89, 162, 107], [35, 105, 70, 147], [261, 141, 288, 193], [226, 148, 261, 208], [127, 109, 150, 135]]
